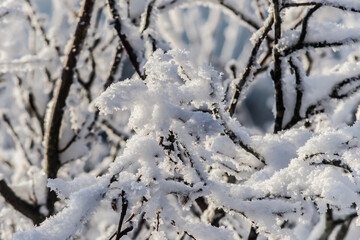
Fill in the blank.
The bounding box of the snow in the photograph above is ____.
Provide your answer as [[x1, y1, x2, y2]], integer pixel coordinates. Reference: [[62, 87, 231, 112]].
[[14, 177, 110, 240], [2, 0, 360, 239]]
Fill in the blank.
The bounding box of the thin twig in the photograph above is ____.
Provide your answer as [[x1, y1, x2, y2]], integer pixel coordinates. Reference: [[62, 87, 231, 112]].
[[58, 132, 78, 153], [305, 51, 313, 76], [28, 92, 44, 136], [284, 57, 304, 130], [297, 4, 322, 45], [2, 114, 32, 165], [141, 0, 156, 33], [282, 2, 360, 14], [86, 43, 125, 135], [25, 0, 61, 55], [15, 76, 44, 136], [218, 0, 261, 31], [283, 37, 360, 56], [115, 191, 133, 240], [103, 44, 124, 90], [227, 17, 274, 116], [107, 0, 146, 80], [330, 75, 360, 99]]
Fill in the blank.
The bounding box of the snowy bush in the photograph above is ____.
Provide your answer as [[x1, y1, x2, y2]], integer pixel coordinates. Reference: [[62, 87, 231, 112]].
[[1, 0, 360, 239]]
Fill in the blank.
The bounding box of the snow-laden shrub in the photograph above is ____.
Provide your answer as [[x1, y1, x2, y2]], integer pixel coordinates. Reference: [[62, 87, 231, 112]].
[[2, 0, 360, 239], [13, 49, 360, 240]]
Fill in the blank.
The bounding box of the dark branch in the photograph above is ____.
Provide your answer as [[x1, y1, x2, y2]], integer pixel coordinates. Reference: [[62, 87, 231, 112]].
[[44, 0, 95, 215], [158, 0, 268, 35], [282, 2, 360, 14], [317, 208, 356, 240], [225, 129, 266, 165], [103, 44, 124, 91], [335, 213, 357, 240], [297, 4, 322, 45], [101, 120, 130, 141], [213, 106, 266, 165], [87, 44, 124, 135], [283, 38, 360, 56], [141, 0, 156, 33], [2, 114, 32, 165], [305, 51, 313, 76], [227, 17, 274, 116], [218, 0, 261, 31], [131, 212, 147, 239], [25, 0, 61, 55], [58, 132, 78, 153], [310, 159, 353, 173], [107, 0, 146, 80], [284, 57, 304, 130], [115, 191, 132, 240], [248, 226, 258, 240], [272, 0, 285, 133], [28, 92, 44, 136], [15, 76, 44, 136], [0, 179, 45, 225], [330, 75, 360, 99]]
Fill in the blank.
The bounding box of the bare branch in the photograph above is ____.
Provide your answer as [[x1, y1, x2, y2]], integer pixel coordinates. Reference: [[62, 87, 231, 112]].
[[218, 0, 261, 31], [297, 4, 322, 45], [25, 0, 61, 55], [158, 0, 264, 33], [28, 92, 44, 136], [115, 191, 133, 240], [213, 106, 266, 165], [305, 51, 313, 76], [0, 179, 45, 225], [227, 17, 274, 116], [15, 76, 44, 136], [282, 1, 360, 14], [330, 75, 360, 99], [103, 44, 124, 91], [87, 44, 124, 134], [283, 57, 304, 130], [141, 0, 156, 33], [248, 226, 258, 240], [107, 0, 146, 80], [310, 159, 352, 173], [283, 37, 360, 56], [272, 0, 285, 133], [44, 0, 95, 215], [2, 114, 32, 165], [225, 128, 266, 165]]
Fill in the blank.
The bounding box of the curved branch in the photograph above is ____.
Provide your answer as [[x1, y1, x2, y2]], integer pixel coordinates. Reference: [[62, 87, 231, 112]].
[[330, 75, 360, 99], [283, 57, 304, 130], [297, 4, 322, 45]]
